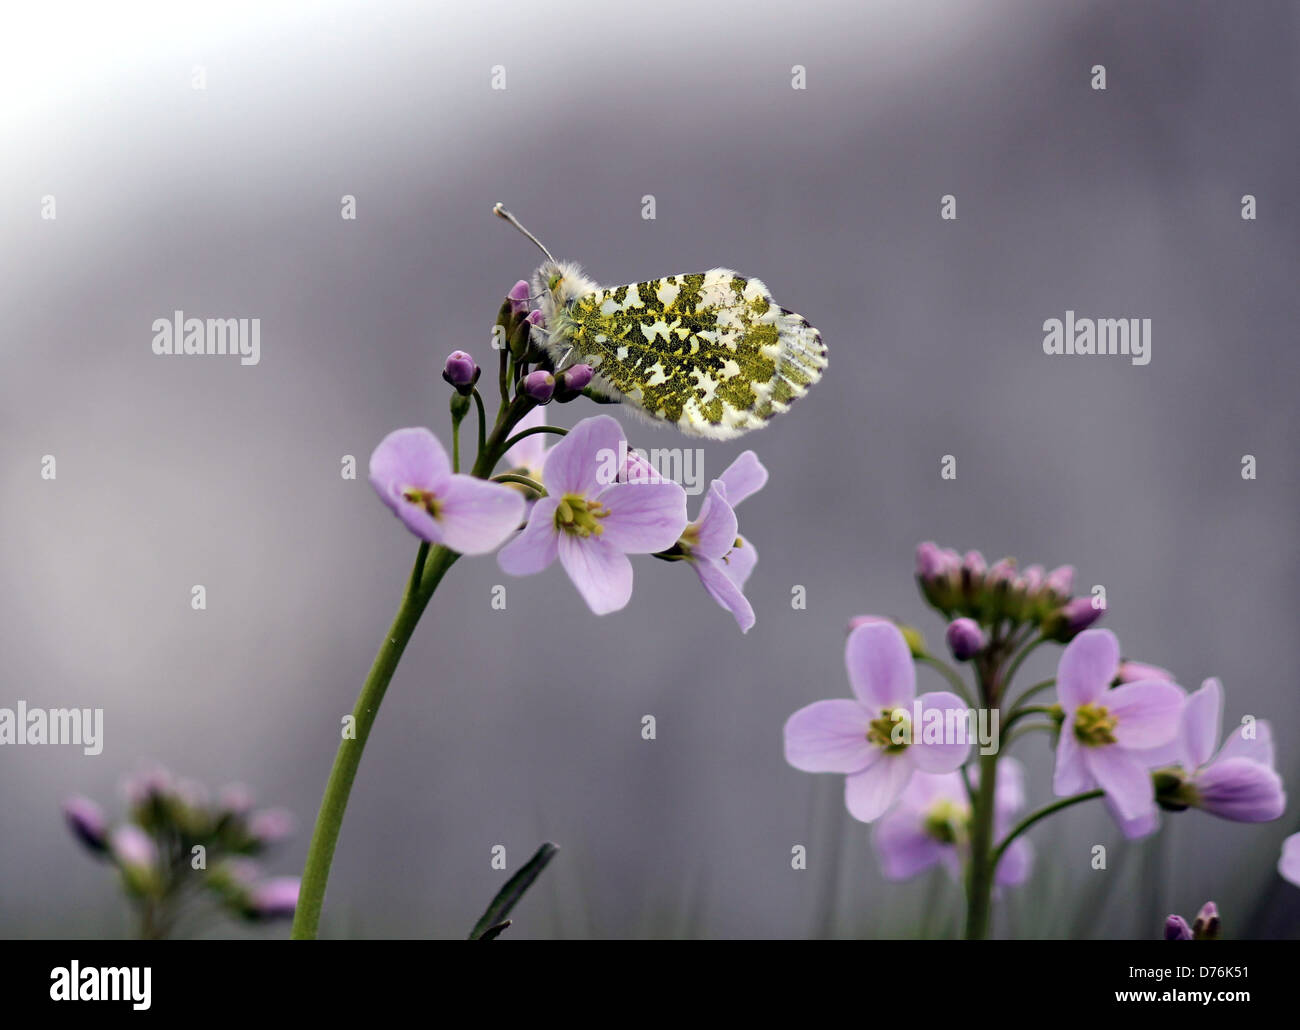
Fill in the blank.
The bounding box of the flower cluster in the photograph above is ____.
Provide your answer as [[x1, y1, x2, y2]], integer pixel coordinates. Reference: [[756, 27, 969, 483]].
[[783, 541, 1289, 938], [64, 767, 299, 938]]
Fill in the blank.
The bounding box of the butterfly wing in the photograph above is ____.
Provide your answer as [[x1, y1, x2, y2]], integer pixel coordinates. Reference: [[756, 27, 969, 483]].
[[555, 269, 827, 439]]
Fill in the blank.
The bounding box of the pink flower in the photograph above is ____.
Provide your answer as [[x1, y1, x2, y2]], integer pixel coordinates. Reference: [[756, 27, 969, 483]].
[[369, 428, 525, 554], [677, 451, 767, 633], [1052, 629, 1184, 823], [784, 621, 972, 822], [497, 415, 688, 615]]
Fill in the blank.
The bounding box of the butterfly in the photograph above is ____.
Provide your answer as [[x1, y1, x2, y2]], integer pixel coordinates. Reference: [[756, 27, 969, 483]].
[[495, 204, 827, 440]]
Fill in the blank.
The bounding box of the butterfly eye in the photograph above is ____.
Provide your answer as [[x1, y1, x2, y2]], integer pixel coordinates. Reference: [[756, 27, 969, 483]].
[[547, 273, 563, 292]]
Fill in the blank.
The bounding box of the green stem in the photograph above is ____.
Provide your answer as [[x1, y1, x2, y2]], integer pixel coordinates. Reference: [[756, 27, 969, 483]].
[[916, 655, 974, 706], [990, 790, 1104, 872], [491, 473, 545, 492], [964, 745, 999, 939], [473, 390, 487, 456], [1008, 677, 1056, 712], [1003, 704, 1057, 731], [290, 544, 458, 939], [499, 424, 568, 455], [1003, 722, 1054, 749], [1003, 634, 1047, 692]]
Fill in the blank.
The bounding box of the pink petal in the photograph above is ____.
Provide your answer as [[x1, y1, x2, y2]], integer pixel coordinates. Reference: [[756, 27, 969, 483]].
[[716, 450, 768, 506], [1194, 758, 1286, 822], [1104, 795, 1160, 839], [995, 837, 1034, 887], [909, 691, 973, 773], [873, 813, 945, 881], [1217, 719, 1274, 767], [434, 475, 526, 555], [1055, 629, 1118, 711], [1083, 745, 1154, 821], [1179, 678, 1222, 769], [1278, 833, 1300, 888], [782, 699, 874, 773], [690, 483, 739, 558], [542, 414, 623, 498], [694, 557, 755, 633], [722, 535, 757, 587], [557, 532, 633, 615], [845, 621, 916, 710], [503, 405, 549, 473], [597, 479, 688, 553], [1108, 680, 1184, 749], [1053, 724, 1095, 796], [844, 753, 914, 823], [369, 427, 451, 495], [497, 497, 560, 575]]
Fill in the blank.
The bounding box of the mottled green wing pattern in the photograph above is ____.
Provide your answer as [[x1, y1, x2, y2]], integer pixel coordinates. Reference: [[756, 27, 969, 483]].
[[558, 269, 827, 439]]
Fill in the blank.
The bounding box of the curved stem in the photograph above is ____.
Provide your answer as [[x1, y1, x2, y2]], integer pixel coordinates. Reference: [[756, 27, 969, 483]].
[[291, 544, 458, 939], [1008, 677, 1056, 712], [1003, 634, 1048, 692], [1003, 704, 1057, 731], [916, 655, 974, 707], [472, 390, 487, 456], [491, 473, 545, 492], [1003, 722, 1054, 750], [500, 424, 568, 454], [991, 790, 1104, 871]]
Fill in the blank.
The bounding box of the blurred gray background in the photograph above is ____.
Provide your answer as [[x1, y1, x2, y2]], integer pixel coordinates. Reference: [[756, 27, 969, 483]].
[[2, 0, 1297, 938]]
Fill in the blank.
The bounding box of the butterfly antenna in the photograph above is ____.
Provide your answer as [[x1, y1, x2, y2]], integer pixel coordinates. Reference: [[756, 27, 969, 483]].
[[493, 203, 556, 263]]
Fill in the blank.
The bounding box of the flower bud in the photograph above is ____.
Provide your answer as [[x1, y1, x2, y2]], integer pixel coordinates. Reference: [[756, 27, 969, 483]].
[[563, 363, 593, 391], [111, 825, 160, 894], [1046, 596, 1104, 641], [945, 617, 986, 661], [217, 783, 255, 817], [1164, 914, 1193, 940], [508, 318, 532, 361], [526, 309, 546, 328], [523, 370, 555, 404], [915, 541, 947, 580], [1044, 564, 1075, 598], [442, 350, 479, 391], [248, 877, 300, 919], [1192, 901, 1220, 940], [962, 550, 987, 577], [63, 796, 109, 853], [248, 808, 295, 847], [507, 280, 531, 315]]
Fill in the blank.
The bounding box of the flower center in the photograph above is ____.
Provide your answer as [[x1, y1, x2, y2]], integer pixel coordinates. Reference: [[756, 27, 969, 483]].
[[401, 487, 443, 520], [866, 708, 910, 752], [554, 494, 609, 538], [1073, 702, 1118, 746], [923, 799, 969, 845]]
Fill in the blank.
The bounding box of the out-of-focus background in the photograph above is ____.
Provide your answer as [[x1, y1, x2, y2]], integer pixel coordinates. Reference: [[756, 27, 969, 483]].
[[2, 0, 1297, 938]]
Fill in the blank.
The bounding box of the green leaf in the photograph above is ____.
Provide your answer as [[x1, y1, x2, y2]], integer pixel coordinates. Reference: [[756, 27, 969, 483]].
[[468, 842, 559, 940]]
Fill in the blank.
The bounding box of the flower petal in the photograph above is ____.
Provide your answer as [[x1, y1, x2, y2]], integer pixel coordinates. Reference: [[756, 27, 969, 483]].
[[844, 753, 914, 822], [694, 557, 755, 633], [369, 427, 451, 496], [845, 621, 916, 710], [503, 405, 549, 474], [1104, 795, 1160, 839], [556, 532, 633, 615], [722, 535, 757, 587], [433, 475, 526, 555], [994, 837, 1034, 887], [1108, 680, 1184, 749], [542, 414, 623, 498], [1179, 678, 1222, 769], [873, 813, 945, 881], [1083, 745, 1154, 821], [1278, 833, 1300, 888], [782, 699, 874, 773], [1053, 724, 1095, 796], [690, 483, 739, 558], [496, 497, 560, 575], [1194, 758, 1286, 822], [1056, 629, 1119, 712], [597, 480, 689, 553], [1216, 719, 1274, 768], [716, 450, 768, 506], [909, 691, 973, 773]]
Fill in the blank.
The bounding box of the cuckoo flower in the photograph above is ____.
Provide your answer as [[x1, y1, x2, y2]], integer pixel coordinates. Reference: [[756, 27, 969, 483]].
[[873, 758, 1033, 887], [783, 621, 971, 822], [677, 450, 767, 633], [1052, 629, 1184, 822], [369, 427, 525, 554], [497, 415, 688, 615]]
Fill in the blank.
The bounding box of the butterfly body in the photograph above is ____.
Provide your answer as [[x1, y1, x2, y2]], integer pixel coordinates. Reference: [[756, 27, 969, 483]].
[[532, 260, 826, 440]]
